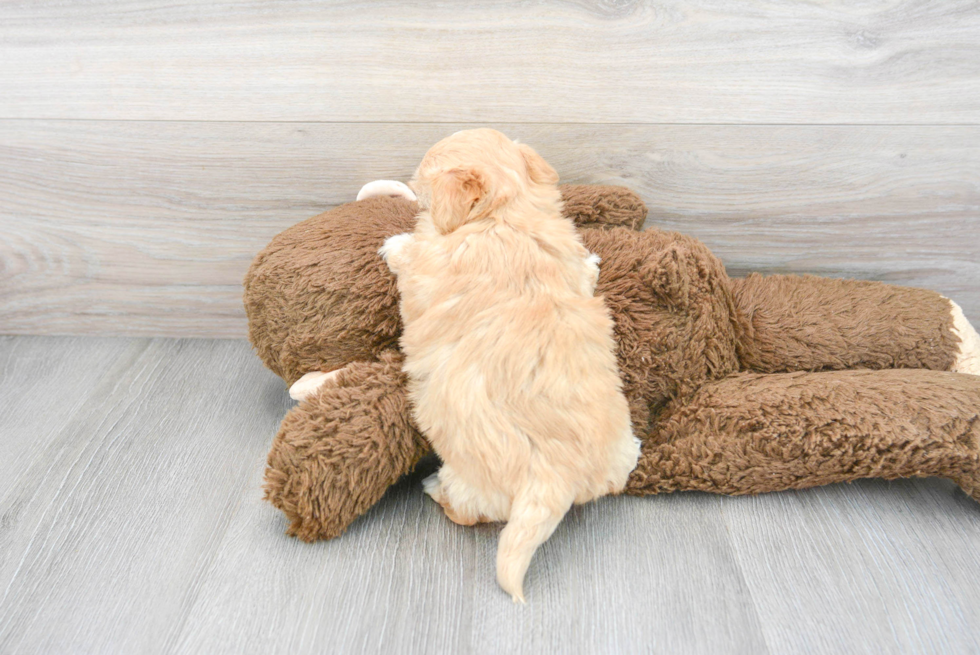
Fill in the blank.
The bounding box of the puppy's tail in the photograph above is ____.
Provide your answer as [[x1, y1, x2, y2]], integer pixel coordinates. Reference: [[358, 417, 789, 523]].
[[496, 482, 572, 604]]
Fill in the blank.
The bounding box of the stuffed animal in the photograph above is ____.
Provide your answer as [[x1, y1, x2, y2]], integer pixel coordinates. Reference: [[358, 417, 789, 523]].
[[245, 183, 980, 543]]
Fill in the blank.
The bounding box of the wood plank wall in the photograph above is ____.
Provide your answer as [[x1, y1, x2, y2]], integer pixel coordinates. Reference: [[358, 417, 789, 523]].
[[1, 1, 978, 337]]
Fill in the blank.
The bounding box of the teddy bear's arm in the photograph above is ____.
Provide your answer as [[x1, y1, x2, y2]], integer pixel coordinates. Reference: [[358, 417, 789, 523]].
[[626, 368, 980, 501], [264, 351, 431, 541], [729, 273, 978, 374], [559, 185, 648, 231]]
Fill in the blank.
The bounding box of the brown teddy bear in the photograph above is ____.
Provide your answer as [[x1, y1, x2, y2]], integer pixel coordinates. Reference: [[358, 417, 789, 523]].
[[245, 184, 980, 543]]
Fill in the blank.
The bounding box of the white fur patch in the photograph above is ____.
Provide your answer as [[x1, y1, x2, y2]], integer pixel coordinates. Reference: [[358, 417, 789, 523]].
[[585, 253, 602, 295], [379, 232, 413, 263], [289, 369, 341, 401], [947, 299, 980, 375], [422, 472, 442, 499], [356, 180, 417, 202]]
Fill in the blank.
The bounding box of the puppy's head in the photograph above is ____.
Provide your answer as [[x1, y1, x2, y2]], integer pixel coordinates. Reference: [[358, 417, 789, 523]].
[[411, 129, 558, 234]]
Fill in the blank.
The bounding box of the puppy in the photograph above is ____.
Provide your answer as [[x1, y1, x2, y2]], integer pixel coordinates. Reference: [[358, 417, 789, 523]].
[[380, 129, 639, 602]]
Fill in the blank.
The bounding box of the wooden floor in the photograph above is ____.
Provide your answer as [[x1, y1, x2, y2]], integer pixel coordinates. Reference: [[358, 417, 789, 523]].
[[1, 335, 979, 654]]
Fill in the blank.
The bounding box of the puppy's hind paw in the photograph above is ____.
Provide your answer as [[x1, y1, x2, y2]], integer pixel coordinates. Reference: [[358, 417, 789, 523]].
[[422, 472, 443, 501], [422, 472, 483, 526]]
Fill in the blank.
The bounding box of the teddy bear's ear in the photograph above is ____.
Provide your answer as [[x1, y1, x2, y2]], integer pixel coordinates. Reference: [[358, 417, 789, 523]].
[[518, 142, 559, 185], [429, 167, 489, 234]]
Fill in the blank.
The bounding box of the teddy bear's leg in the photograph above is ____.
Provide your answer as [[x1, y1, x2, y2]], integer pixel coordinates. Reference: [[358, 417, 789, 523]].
[[730, 274, 971, 374], [264, 352, 431, 541], [626, 368, 980, 502]]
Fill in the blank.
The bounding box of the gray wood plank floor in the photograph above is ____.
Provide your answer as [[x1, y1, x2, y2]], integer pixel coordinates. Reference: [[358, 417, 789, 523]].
[[2, 335, 979, 654]]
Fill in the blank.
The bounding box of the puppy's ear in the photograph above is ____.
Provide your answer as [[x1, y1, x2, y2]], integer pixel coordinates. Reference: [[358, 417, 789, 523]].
[[430, 167, 488, 234], [518, 143, 559, 185]]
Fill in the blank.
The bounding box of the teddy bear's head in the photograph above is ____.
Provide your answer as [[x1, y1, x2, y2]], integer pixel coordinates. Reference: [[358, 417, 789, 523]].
[[245, 196, 417, 385]]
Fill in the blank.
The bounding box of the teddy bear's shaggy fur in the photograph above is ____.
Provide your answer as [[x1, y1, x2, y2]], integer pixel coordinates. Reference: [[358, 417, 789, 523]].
[[246, 185, 980, 542]]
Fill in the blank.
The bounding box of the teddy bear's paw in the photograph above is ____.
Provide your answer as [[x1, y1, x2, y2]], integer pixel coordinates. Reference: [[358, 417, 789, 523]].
[[356, 180, 417, 202], [288, 369, 342, 401], [948, 299, 980, 376]]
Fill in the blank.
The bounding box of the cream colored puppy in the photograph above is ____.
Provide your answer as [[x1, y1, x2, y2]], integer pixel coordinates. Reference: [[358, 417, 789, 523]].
[[380, 129, 639, 603]]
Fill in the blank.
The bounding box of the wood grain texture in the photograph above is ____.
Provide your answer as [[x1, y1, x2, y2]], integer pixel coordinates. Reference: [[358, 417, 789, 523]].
[[0, 336, 138, 488], [0, 337, 291, 654], [726, 481, 980, 653], [2, 336, 980, 653], [175, 469, 769, 655], [2, 121, 978, 337], [1, 1, 979, 123]]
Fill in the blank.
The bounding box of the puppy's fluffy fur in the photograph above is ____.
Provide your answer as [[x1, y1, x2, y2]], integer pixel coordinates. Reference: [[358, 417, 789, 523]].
[[381, 129, 639, 602]]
